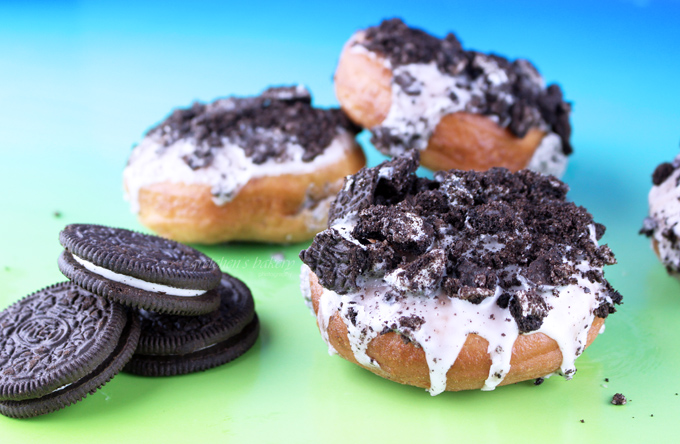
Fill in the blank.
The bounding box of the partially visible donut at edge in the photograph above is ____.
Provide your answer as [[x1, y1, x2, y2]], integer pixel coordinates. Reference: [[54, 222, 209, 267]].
[[334, 18, 572, 176], [123, 86, 366, 244], [641, 155, 680, 275]]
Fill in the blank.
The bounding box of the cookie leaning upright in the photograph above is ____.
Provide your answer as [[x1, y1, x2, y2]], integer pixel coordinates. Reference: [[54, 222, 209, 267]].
[[58, 224, 221, 315], [0, 282, 140, 418]]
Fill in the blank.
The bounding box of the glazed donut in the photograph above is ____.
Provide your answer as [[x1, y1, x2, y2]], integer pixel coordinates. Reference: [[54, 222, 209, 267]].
[[124, 86, 365, 244], [641, 156, 680, 274], [299, 153, 621, 394], [334, 18, 572, 176]]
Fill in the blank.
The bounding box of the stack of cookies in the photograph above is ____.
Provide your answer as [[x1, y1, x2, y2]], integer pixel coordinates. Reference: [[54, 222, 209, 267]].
[[0, 224, 258, 418]]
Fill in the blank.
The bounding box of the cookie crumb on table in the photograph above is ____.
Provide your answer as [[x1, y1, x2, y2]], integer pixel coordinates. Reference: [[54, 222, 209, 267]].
[[612, 393, 627, 405]]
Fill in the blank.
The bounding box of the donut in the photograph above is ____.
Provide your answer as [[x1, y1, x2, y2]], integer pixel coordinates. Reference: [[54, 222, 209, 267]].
[[299, 153, 621, 394], [334, 18, 572, 176], [641, 156, 680, 273], [123, 86, 366, 244]]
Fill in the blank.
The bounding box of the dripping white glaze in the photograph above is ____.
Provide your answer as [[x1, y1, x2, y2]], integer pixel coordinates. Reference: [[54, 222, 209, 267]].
[[124, 130, 356, 214], [301, 223, 611, 396]]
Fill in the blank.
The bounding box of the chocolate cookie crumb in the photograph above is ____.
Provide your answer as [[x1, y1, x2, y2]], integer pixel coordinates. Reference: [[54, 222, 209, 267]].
[[301, 157, 620, 336], [300, 158, 622, 348], [509, 290, 549, 333], [580, 419, 585, 423], [534, 378, 544, 386], [53, 211, 62, 218], [612, 393, 627, 405], [147, 86, 360, 167], [652, 162, 676, 186]]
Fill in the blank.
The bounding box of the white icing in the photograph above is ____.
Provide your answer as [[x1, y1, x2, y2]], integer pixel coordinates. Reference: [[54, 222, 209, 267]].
[[302, 220, 611, 395], [300, 264, 313, 312], [647, 159, 680, 271], [72, 254, 207, 297], [124, 130, 356, 213], [380, 62, 481, 153], [316, 284, 338, 356], [526, 132, 568, 178], [533, 260, 606, 379], [298, 189, 340, 234]]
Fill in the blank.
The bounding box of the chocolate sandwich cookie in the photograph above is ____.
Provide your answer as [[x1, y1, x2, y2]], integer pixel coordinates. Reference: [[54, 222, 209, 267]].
[[0, 282, 140, 418], [58, 224, 221, 316], [125, 274, 259, 376]]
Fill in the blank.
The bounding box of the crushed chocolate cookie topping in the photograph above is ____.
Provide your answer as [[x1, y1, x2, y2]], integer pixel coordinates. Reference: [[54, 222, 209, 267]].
[[357, 18, 572, 154], [301, 153, 620, 333], [146, 86, 360, 168], [361, 18, 466, 75]]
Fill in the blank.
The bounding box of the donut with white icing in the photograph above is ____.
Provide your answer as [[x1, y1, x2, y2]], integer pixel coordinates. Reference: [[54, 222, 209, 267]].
[[299, 153, 621, 394], [124, 86, 366, 244], [334, 18, 572, 176], [641, 157, 680, 273]]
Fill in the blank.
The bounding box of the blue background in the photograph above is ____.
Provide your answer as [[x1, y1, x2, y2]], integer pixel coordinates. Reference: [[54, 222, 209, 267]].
[[3, 0, 679, 278], [1, 0, 680, 441]]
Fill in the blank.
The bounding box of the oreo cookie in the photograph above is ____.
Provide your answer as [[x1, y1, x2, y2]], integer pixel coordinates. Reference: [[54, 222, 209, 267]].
[[124, 274, 259, 376], [0, 282, 140, 418], [58, 224, 221, 316]]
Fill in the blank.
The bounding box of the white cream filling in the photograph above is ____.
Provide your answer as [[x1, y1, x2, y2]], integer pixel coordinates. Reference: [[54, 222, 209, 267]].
[[72, 254, 207, 297], [351, 44, 566, 177], [123, 129, 356, 213], [302, 221, 610, 396], [648, 159, 680, 271]]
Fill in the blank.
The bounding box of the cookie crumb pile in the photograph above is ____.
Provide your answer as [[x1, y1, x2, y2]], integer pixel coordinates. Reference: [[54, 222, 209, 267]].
[[611, 393, 628, 405]]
